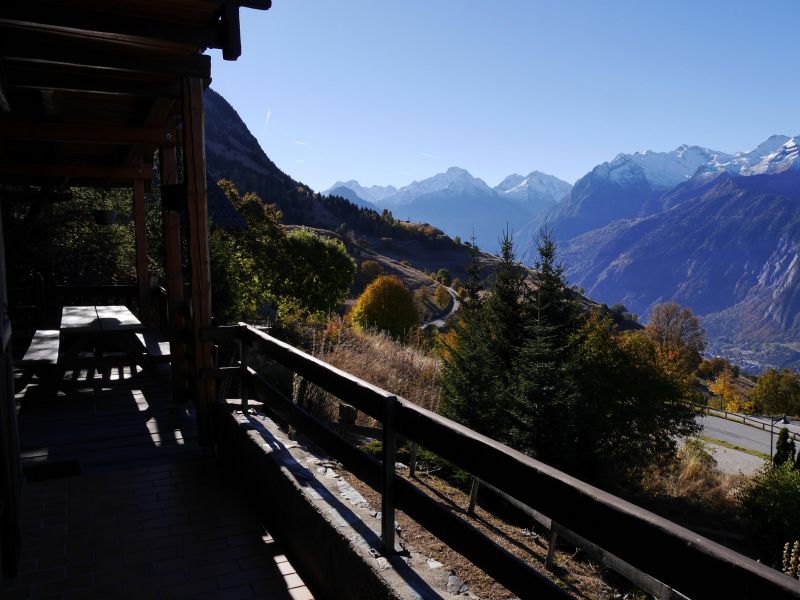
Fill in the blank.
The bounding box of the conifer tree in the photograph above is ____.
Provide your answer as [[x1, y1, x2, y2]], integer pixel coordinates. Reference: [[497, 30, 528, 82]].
[[775, 427, 796, 466]]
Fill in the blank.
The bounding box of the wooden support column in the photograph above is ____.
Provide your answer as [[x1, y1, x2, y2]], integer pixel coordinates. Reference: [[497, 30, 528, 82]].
[[159, 143, 188, 405], [181, 77, 215, 445], [132, 178, 152, 326]]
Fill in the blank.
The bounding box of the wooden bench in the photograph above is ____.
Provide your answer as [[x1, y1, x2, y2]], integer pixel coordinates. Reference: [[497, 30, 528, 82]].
[[16, 330, 61, 391], [19, 330, 60, 370], [135, 331, 171, 363]]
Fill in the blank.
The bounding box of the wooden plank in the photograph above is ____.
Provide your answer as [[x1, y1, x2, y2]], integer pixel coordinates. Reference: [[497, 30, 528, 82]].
[[1, 26, 211, 79], [381, 396, 397, 555], [0, 164, 151, 181], [19, 330, 59, 365], [132, 178, 152, 326], [6, 65, 182, 98], [181, 77, 214, 443], [59, 306, 100, 333], [0, 5, 221, 50], [95, 305, 143, 333], [0, 121, 175, 146]]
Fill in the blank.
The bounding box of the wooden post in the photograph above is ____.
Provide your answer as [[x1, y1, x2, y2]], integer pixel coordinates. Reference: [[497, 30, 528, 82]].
[[181, 77, 215, 445], [159, 142, 188, 405], [409, 441, 417, 478], [468, 477, 480, 515], [132, 178, 152, 326], [546, 525, 559, 571], [381, 395, 397, 555]]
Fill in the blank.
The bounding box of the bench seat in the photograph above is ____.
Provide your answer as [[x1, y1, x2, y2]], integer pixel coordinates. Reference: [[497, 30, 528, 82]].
[[19, 330, 60, 366]]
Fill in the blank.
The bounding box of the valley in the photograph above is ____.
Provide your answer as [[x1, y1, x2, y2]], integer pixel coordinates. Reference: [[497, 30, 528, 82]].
[[205, 85, 799, 371]]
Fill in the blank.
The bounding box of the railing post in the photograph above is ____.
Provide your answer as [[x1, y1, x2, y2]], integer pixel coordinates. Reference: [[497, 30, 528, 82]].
[[409, 441, 418, 478], [381, 395, 397, 555], [468, 477, 480, 515], [546, 523, 559, 570], [240, 337, 249, 413]]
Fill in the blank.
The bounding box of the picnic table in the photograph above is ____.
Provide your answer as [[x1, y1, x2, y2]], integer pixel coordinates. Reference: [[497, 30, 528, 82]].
[[18, 306, 170, 390], [59, 305, 147, 374]]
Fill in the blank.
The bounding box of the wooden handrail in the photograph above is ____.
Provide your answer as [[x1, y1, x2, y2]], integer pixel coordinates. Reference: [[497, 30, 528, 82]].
[[204, 323, 800, 599]]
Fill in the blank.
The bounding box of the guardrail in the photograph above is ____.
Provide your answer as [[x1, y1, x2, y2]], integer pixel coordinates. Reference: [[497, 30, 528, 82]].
[[691, 402, 800, 444], [203, 323, 800, 599]]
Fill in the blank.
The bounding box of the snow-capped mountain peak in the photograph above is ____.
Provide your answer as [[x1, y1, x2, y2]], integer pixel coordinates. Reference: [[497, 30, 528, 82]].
[[693, 134, 799, 179], [495, 170, 572, 205], [597, 145, 731, 190], [323, 180, 397, 204]]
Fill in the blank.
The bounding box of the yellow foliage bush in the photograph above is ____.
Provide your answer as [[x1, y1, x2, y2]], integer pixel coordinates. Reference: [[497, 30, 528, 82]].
[[349, 275, 418, 339]]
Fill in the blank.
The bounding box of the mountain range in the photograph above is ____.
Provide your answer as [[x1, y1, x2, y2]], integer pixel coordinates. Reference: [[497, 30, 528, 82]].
[[325, 169, 571, 252], [329, 136, 800, 371], [522, 135, 800, 371], [205, 85, 799, 371]]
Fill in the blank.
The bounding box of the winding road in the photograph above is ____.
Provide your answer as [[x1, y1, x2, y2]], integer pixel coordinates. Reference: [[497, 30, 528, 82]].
[[421, 286, 460, 330]]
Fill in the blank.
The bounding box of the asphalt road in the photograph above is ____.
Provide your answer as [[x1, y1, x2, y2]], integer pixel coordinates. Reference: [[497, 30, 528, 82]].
[[697, 414, 776, 456], [421, 286, 460, 330]]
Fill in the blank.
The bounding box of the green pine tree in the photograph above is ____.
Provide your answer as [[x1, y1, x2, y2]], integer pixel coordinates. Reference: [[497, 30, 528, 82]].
[[775, 427, 796, 466]]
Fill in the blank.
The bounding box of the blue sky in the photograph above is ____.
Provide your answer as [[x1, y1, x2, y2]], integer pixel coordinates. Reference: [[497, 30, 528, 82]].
[[208, 1, 800, 192]]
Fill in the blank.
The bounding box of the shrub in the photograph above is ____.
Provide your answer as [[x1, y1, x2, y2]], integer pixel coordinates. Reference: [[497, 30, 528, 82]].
[[436, 268, 452, 286], [739, 461, 800, 560], [349, 275, 418, 339], [434, 284, 450, 309], [357, 259, 383, 286]]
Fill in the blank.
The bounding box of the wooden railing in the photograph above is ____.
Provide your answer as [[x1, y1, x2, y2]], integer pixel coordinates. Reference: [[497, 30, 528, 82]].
[[9, 282, 138, 330], [203, 323, 800, 600]]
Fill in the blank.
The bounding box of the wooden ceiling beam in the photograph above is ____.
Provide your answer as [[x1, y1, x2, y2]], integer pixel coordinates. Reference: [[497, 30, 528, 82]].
[[0, 5, 222, 50], [0, 164, 152, 181], [221, 2, 242, 61], [1, 28, 211, 79], [0, 121, 176, 146], [124, 98, 178, 167], [7, 66, 182, 98], [236, 1, 273, 9]]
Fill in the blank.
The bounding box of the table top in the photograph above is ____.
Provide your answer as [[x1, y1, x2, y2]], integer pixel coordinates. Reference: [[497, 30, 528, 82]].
[[60, 305, 143, 334]]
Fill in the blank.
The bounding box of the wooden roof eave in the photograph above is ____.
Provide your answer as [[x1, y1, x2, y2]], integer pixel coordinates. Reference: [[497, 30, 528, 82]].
[[0, 0, 270, 188]]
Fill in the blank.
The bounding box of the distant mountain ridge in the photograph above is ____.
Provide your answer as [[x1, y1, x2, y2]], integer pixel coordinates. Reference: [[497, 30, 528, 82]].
[[516, 135, 800, 371], [324, 167, 572, 251]]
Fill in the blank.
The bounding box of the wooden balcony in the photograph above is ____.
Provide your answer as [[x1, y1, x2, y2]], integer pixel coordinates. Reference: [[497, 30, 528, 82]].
[[8, 361, 314, 600]]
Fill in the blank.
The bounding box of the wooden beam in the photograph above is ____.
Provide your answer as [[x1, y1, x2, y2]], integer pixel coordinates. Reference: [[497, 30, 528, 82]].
[[181, 76, 215, 445], [6, 65, 182, 98], [221, 2, 241, 61], [132, 178, 152, 327], [1, 27, 211, 79], [236, 1, 273, 9], [160, 146, 189, 405], [0, 5, 221, 50], [124, 98, 177, 167], [0, 164, 152, 181], [0, 121, 176, 146]]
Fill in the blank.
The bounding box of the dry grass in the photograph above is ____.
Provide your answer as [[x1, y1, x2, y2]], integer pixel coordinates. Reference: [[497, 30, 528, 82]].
[[339, 466, 623, 600], [637, 439, 745, 526], [301, 322, 441, 424]]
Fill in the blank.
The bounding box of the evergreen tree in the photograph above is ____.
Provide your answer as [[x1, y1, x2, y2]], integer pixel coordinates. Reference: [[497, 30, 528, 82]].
[[774, 428, 795, 466]]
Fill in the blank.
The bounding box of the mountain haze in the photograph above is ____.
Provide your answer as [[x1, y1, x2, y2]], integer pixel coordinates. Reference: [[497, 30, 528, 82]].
[[325, 168, 571, 252]]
